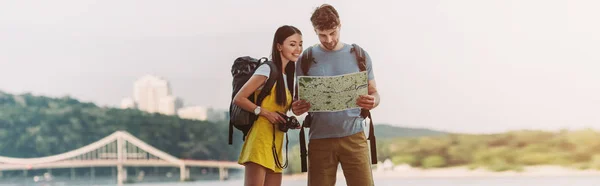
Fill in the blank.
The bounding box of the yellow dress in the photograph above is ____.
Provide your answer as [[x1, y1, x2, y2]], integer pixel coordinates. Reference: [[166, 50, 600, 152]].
[[238, 84, 291, 173]]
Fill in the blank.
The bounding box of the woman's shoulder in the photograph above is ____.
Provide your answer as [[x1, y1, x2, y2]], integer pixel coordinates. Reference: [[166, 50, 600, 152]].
[[253, 64, 272, 78]]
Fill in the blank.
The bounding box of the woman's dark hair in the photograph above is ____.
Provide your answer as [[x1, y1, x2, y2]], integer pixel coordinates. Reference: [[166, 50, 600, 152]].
[[271, 25, 302, 106]]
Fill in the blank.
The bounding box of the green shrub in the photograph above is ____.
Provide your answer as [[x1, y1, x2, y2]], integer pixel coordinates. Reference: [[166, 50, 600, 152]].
[[421, 155, 446, 168], [516, 152, 554, 165], [391, 154, 417, 166]]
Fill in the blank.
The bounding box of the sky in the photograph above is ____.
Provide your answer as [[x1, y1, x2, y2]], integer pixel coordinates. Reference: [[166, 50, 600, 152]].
[[1, 0, 599, 134]]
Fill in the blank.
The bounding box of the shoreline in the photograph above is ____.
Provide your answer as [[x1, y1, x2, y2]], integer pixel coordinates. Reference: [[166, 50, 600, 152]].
[[282, 165, 600, 180]]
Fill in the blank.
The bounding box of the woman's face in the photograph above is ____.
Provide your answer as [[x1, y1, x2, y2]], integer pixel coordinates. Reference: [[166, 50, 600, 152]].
[[279, 33, 303, 62]]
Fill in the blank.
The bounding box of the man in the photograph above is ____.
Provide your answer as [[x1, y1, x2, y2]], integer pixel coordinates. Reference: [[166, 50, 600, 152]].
[[291, 4, 380, 186]]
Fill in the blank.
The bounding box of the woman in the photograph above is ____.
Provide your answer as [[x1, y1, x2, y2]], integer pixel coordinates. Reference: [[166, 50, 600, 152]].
[[233, 25, 303, 186]]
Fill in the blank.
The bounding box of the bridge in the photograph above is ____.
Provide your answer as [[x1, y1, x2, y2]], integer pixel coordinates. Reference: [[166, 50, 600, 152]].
[[0, 131, 243, 185]]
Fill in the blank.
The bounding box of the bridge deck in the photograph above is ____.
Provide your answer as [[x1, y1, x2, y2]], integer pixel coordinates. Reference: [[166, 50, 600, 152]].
[[0, 160, 242, 171]]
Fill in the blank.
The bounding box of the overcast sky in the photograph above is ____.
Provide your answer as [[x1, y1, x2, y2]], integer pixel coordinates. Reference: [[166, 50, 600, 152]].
[[1, 0, 599, 133]]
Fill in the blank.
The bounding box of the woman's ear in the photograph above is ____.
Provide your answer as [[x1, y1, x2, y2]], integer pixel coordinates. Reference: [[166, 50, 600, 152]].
[[277, 43, 282, 51]]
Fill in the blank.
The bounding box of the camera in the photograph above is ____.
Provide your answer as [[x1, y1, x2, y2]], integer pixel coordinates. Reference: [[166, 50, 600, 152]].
[[276, 112, 301, 132]]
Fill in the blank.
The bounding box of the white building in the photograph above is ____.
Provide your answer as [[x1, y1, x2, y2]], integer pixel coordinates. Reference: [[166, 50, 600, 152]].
[[133, 75, 171, 114], [158, 96, 183, 115], [120, 97, 136, 109], [120, 75, 227, 121], [177, 106, 208, 121], [121, 75, 184, 116]]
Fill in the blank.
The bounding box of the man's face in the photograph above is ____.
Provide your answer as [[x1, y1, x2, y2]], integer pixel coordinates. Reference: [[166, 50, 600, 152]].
[[315, 26, 340, 51]]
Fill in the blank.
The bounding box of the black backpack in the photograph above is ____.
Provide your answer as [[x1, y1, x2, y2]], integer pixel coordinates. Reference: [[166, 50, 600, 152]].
[[229, 56, 278, 145], [295, 44, 378, 172]]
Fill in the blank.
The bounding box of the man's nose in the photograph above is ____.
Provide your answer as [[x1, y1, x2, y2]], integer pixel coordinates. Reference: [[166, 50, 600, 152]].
[[326, 36, 333, 43]]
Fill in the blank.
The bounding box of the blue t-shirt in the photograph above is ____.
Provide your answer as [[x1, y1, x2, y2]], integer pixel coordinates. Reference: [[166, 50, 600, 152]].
[[295, 43, 375, 139]]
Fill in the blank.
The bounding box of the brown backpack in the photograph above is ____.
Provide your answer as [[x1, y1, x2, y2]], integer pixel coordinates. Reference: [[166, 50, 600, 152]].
[[295, 44, 377, 172]]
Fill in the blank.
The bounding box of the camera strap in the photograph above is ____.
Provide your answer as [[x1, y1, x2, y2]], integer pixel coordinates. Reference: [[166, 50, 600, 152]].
[[272, 125, 289, 169]]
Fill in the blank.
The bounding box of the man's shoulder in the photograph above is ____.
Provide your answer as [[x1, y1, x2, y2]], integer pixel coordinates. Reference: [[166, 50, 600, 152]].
[[349, 43, 372, 62], [349, 43, 369, 52], [301, 44, 319, 53], [338, 43, 362, 54]]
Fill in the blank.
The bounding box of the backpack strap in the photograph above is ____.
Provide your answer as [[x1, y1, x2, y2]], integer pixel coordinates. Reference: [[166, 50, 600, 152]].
[[351, 43, 377, 164], [365, 111, 377, 164], [300, 46, 314, 76], [256, 60, 279, 105], [351, 44, 367, 71], [297, 47, 314, 172], [299, 115, 311, 172], [229, 104, 234, 144]]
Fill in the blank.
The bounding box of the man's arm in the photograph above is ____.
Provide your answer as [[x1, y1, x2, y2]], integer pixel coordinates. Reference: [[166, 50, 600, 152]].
[[356, 47, 379, 110], [357, 79, 379, 110], [369, 79, 380, 108]]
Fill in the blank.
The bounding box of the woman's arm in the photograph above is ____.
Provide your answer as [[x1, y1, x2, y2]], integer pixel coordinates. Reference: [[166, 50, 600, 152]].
[[233, 75, 285, 124]]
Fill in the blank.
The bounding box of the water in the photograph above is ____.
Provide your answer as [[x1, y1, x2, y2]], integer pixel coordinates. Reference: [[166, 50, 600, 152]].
[[2, 176, 599, 186]]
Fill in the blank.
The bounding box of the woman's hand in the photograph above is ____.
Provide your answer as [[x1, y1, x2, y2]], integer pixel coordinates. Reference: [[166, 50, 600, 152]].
[[291, 100, 311, 116], [259, 109, 286, 125]]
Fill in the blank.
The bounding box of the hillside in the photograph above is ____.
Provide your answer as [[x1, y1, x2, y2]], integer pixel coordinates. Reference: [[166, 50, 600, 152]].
[[374, 124, 448, 139], [0, 91, 244, 161]]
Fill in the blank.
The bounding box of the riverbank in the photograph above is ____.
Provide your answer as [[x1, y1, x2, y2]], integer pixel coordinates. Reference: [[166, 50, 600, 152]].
[[283, 165, 600, 180]]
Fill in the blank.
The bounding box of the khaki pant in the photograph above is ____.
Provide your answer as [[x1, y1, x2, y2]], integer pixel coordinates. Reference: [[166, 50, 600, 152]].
[[308, 131, 374, 186]]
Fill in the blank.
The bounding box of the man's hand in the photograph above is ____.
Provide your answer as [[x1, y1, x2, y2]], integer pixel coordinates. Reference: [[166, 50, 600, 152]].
[[291, 100, 311, 116], [358, 79, 380, 110], [357, 95, 376, 110]]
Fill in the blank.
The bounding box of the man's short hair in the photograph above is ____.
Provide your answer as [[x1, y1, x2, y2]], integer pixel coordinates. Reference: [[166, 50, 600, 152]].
[[310, 4, 340, 30]]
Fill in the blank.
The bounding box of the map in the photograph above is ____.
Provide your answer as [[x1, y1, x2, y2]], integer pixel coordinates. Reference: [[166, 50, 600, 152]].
[[298, 71, 368, 112]]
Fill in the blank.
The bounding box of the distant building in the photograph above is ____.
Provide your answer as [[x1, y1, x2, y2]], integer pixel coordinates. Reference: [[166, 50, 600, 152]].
[[121, 75, 225, 121], [121, 75, 184, 116], [133, 75, 171, 114], [177, 106, 208, 121], [120, 97, 136, 109], [158, 95, 183, 115]]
